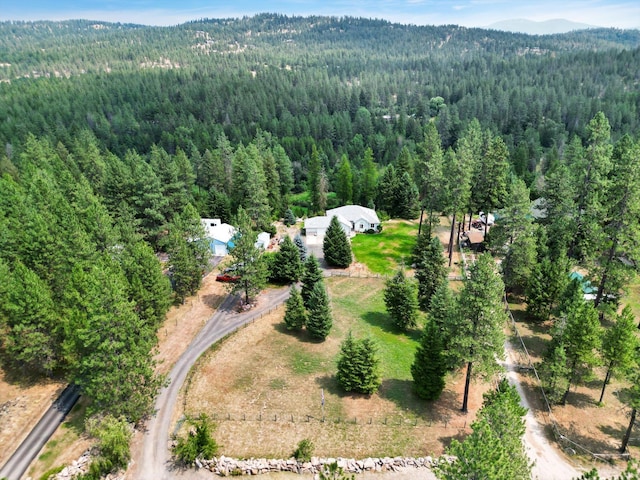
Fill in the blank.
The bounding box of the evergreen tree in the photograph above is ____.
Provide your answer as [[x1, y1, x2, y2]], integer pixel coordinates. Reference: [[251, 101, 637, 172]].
[[301, 254, 323, 309], [227, 207, 268, 304], [414, 236, 447, 310], [556, 301, 602, 405], [166, 205, 211, 304], [270, 235, 302, 284], [599, 305, 638, 404], [360, 147, 377, 208], [0, 260, 61, 376], [66, 255, 162, 422], [294, 234, 308, 263], [323, 215, 352, 268], [448, 253, 507, 412], [283, 208, 296, 227], [525, 253, 570, 322], [383, 269, 420, 330], [501, 224, 538, 295], [119, 234, 171, 328], [336, 332, 381, 394], [305, 281, 332, 340], [593, 135, 640, 306], [283, 286, 307, 331], [436, 379, 531, 480], [336, 154, 353, 205], [411, 318, 446, 400]]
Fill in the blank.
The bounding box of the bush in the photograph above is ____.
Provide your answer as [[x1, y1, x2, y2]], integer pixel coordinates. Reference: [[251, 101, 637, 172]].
[[293, 438, 314, 461], [364, 228, 376, 234], [172, 414, 219, 465]]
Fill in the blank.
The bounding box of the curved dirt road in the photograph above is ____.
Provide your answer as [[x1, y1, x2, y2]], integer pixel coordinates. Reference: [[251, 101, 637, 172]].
[[134, 287, 292, 480], [503, 341, 581, 480]]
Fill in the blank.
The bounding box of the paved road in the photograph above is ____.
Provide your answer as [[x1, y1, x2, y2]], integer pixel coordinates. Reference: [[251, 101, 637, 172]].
[[0, 384, 80, 480], [135, 287, 292, 480]]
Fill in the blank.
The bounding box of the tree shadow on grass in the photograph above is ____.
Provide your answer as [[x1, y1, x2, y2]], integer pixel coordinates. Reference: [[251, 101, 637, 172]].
[[361, 311, 422, 341], [378, 378, 432, 417], [272, 322, 327, 344]]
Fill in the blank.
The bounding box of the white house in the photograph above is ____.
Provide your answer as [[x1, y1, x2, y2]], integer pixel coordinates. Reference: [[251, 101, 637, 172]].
[[201, 219, 236, 256], [326, 205, 380, 233], [304, 215, 351, 237]]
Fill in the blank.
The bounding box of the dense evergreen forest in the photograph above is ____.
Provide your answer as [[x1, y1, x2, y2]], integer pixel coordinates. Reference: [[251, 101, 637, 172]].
[[1, 13, 640, 438]]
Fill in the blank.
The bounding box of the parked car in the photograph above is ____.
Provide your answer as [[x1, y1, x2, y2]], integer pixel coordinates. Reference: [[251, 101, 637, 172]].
[[216, 273, 240, 282]]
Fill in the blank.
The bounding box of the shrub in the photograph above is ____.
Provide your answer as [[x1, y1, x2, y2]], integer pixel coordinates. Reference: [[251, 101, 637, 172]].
[[293, 438, 314, 461]]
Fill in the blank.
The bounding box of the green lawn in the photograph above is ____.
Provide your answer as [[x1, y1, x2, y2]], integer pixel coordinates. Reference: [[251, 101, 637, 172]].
[[350, 220, 419, 275], [328, 277, 424, 407]]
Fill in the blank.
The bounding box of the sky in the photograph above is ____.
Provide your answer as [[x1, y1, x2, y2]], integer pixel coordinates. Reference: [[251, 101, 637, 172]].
[[1, 0, 639, 29]]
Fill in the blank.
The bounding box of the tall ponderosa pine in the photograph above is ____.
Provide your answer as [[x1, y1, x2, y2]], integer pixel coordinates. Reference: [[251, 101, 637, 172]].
[[411, 318, 446, 400], [305, 281, 333, 340], [555, 300, 602, 405], [414, 236, 447, 310], [323, 215, 352, 268], [570, 112, 613, 261], [599, 305, 638, 404], [593, 135, 640, 306], [449, 253, 507, 412], [384, 269, 420, 330], [301, 254, 323, 309], [336, 332, 381, 394], [283, 286, 307, 331]]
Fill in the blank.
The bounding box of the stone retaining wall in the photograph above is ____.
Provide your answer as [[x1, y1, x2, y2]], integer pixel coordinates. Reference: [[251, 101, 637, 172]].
[[202, 455, 439, 476], [53, 452, 443, 478]]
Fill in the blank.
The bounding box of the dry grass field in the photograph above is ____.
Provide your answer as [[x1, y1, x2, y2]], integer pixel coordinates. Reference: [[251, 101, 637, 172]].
[[180, 277, 488, 460]]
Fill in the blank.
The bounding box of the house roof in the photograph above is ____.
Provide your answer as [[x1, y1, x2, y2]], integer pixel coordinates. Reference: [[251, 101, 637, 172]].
[[207, 223, 236, 244], [305, 215, 350, 230], [326, 205, 380, 225]]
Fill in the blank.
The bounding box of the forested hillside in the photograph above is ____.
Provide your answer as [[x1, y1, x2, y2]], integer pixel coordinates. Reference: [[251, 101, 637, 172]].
[[1, 13, 640, 455]]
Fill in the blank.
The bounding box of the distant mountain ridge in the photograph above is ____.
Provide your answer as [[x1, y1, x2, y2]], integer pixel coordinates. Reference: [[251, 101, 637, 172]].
[[486, 18, 599, 35]]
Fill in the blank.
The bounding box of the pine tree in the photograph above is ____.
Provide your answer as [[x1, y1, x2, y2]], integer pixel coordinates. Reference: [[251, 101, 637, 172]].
[[283, 208, 296, 227], [305, 282, 332, 340], [414, 236, 447, 310], [301, 254, 323, 309], [436, 379, 531, 480], [558, 301, 602, 405], [599, 305, 637, 404], [283, 286, 307, 331], [411, 319, 446, 400], [323, 215, 352, 268], [383, 269, 420, 330], [336, 332, 381, 394], [449, 253, 507, 412], [270, 235, 302, 284], [228, 207, 268, 304]]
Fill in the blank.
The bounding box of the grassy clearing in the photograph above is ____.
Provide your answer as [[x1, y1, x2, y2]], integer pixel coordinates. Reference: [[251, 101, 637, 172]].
[[182, 276, 481, 459], [351, 220, 419, 274]]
